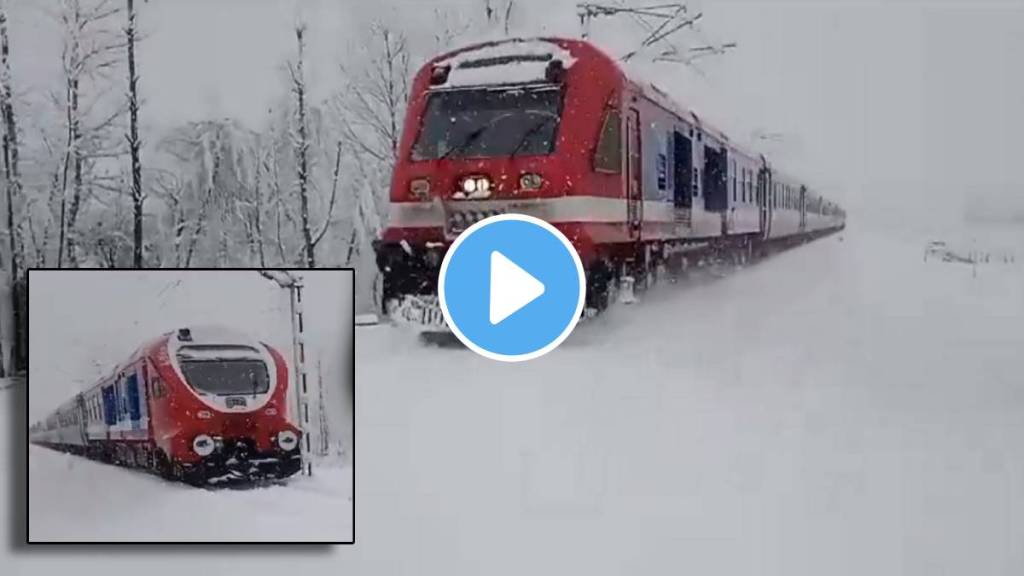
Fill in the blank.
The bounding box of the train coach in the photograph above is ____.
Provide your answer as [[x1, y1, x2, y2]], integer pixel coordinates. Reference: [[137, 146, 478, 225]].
[[29, 326, 302, 486], [375, 37, 846, 326]]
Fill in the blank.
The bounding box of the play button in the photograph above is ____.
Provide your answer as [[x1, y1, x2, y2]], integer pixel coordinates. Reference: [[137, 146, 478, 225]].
[[438, 214, 586, 362], [489, 251, 545, 325]]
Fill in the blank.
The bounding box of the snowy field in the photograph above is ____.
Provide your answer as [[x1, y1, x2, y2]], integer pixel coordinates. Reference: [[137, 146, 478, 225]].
[[27, 445, 353, 543], [5, 223, 1024, 572]]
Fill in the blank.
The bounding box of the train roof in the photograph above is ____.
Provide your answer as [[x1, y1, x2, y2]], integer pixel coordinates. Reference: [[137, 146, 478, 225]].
[[429, 38, 756, 160], [424, 36, 840, 209]]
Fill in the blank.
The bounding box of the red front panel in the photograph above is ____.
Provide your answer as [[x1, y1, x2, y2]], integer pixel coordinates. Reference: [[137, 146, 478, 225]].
[[145, 337, 298, 464]]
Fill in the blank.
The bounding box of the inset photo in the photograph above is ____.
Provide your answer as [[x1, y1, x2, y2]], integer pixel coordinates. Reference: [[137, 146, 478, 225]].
[[26, 269, 353, 544]]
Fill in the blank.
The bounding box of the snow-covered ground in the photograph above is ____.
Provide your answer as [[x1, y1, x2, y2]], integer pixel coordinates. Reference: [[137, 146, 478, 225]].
[[27, 445, 353, 543], [5, 223, 1024, 572]]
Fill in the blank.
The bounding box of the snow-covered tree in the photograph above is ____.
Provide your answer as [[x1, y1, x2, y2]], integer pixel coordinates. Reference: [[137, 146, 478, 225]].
[[484, 0, 516, 35], [0, 0, 25, 373], [125, 0, 143, 266], [289, 25, 315, 268], [53, 0, 126, 267]]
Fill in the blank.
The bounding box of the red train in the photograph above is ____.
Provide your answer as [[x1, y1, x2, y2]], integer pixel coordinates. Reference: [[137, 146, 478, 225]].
[[29, 326, 302, 486], [376, 37, 845, 326]]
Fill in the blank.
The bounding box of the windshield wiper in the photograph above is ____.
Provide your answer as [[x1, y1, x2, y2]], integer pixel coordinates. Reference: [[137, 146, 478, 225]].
[[509, 116, 554, 157], [440, 124, 491, 160]]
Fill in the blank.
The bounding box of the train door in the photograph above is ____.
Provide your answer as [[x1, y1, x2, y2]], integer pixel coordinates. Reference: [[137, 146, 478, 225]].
[[702, 146, 728, 212], [102, 384, 116, 439], [625, 108, 643, 239], [125, 371, 142, 432], [757, 166, 771, 238], [799, 185, 808, 231], [75, 394, 88, 446], [672, 130, 692, 209]]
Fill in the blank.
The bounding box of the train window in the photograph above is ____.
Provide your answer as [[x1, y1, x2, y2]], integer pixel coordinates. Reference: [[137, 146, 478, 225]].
[[593, 108, 622, 173], [412, 86, 564, 160]]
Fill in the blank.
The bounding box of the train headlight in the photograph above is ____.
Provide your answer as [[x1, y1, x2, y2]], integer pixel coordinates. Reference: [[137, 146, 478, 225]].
[[192, 434, 215, 457], [520, 173, 543, 191], [459, 176, 492, 197], [409, 178, 430, 200], [429, 64, 451, 86], [277, 430, 299, 451]]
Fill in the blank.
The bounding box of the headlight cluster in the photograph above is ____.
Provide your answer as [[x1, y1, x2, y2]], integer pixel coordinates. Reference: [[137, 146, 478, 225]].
[[460, 176, 492, 196], [277, 430, 299, 452], [519, 173, 543, 191], [409, 178, 430, 199]]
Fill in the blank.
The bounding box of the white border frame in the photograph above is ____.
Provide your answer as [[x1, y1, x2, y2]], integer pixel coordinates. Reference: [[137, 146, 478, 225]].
[[438, 213, 586, 363]]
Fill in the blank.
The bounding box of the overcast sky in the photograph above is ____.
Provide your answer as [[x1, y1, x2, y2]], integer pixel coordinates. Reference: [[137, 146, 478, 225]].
[[7, 0, 1023, 232], [28, 269, 353, 425]]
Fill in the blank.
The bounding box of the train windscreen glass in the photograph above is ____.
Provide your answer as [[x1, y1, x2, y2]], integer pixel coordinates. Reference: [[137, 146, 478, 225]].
[[177, 345, 270, 396], [412, 86, 563, 160]]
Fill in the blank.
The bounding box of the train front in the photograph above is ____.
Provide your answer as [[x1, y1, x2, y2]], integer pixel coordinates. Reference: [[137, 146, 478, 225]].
[[376, 37, 624, 329], [152, 327, 302, 484]]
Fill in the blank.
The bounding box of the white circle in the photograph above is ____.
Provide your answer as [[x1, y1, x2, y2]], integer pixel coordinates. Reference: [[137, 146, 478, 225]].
[[437, 213, 586, 363], [277, 430, 299, 451], [192, 434, 215, 456]]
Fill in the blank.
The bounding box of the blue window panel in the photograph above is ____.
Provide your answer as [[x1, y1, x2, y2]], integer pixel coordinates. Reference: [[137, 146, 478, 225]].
[[102, 385, 117, 426], [126, 373, 141, 421]]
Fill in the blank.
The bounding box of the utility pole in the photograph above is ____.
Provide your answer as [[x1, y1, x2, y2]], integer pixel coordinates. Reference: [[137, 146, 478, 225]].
[[317, 358, 329, 456], [258, 270, 314, 476]]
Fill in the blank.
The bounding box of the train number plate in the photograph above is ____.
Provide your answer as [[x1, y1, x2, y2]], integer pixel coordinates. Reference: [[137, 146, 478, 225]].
[[390, 295, 449, 331], [226, 396, 247, 408]]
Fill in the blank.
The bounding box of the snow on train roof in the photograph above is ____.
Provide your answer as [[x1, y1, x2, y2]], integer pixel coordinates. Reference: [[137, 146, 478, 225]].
[[434, 38, 738, 149], [172, 324, 249, 343], [430, 37, 835, 207], [435, 38, 577, 88], [167, 325, 267, 355], [175, 346, 264, 361]]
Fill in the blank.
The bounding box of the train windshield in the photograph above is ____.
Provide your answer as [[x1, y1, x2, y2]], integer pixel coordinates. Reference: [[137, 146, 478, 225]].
[[412, 86, 563, 160], [177, 345, 270, 396]]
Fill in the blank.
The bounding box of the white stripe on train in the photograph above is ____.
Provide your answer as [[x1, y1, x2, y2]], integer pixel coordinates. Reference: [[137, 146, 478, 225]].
[[387, 196, 841, 239]]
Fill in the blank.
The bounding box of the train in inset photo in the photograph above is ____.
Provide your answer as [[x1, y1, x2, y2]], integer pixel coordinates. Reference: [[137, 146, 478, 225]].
[[26, 269, 354, 544], [30, 325, 303, 486]]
